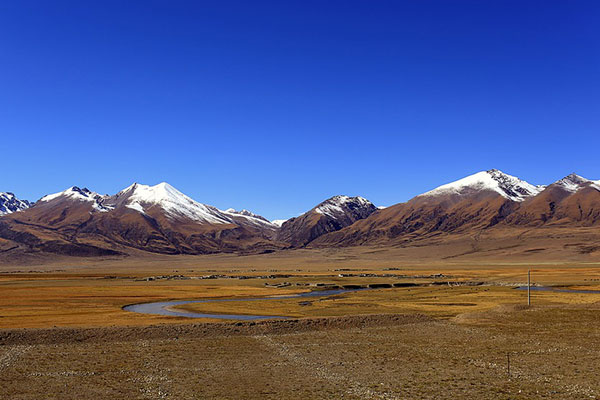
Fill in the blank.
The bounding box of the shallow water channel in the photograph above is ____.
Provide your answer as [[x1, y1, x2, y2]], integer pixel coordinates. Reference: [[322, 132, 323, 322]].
[[124, 285, 600, 321], [123, 288, 363, 320]]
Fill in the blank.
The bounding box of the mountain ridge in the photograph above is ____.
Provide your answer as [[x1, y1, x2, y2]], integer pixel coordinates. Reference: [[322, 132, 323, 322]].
[[0, 192, 32, 216], [311, 171, 600, 248], [276, 195, 378, 247], [1, 170, 600, 258]]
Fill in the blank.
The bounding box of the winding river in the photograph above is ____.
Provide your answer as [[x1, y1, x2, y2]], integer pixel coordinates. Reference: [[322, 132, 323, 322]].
[[123, 288, 362, 320], [123, 285, 600, 321]]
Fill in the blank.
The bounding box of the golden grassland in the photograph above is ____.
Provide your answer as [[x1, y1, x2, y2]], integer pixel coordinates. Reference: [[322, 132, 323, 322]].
[[1, 245, 600, 329], [2, 247, 600, 398], [174, 284, 600, 320]]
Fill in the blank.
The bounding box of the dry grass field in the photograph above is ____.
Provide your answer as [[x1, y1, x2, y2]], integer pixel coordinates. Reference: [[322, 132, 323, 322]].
[[1, 246, 600, 398], [2, 306, 600, 399]]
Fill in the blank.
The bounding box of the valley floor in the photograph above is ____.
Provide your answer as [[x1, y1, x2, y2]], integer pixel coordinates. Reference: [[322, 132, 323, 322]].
[[1, 248, 600, 398]]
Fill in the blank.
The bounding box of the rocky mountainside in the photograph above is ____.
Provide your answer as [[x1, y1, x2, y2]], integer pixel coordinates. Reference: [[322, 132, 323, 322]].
[[222, 208, 279, 237], [0, 183, 280, 256], [504, 174, 600, 226], [312, 170, 600, 248], [277, 195, 377, 247], [420, 169, 545, 202], [0, 192, 32, 215], [2, 170, 600, 259]]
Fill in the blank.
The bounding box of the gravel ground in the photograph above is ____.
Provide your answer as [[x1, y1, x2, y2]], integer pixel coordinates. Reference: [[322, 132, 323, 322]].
[[1, 310, 599, 399]]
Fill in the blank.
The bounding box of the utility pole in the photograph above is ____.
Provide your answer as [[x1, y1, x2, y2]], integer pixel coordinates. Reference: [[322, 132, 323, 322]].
[[527, 269, 531, 306]]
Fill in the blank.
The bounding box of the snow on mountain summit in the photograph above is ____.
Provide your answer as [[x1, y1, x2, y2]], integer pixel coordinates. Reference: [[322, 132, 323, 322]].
[[276, 195, 377, 247], [225, 208, 276, 226], [40, 186, 111, 211], [314, 195, 376, 218], [0, 192, 31, 215], [118, 182, 232, 224], [421, 169, 544, 202], [553, 173, 600, 193], [224, 208, 269, 221]]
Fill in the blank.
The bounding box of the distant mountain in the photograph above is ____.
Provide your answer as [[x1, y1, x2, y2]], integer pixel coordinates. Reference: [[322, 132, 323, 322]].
[[419, 169, 544, 202], [224, 208, 268, 221], [0, 192, 31, 215], [504, 174, 600, 226], [223, 208, 278, 237], [0, 182, 281, 256], [277, 195, 377, 247], [311, 170, 524, 247], [2, 170, 600, 259], [313, 170, 600, 248], [553, 173, 600, 193]]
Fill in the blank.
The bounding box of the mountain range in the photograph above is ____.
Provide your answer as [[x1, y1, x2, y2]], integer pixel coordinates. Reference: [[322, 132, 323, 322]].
[[1, 170, 599, 259]]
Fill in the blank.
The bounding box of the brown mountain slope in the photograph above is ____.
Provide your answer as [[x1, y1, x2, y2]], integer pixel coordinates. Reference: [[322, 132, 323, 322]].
[[0, 184, 282, 256], [313, 172, 600, 249], [277, 195, 377, 247], [504, 176, 600, 226], [311, 191, 516, 247], [2, 171, 600, 259]]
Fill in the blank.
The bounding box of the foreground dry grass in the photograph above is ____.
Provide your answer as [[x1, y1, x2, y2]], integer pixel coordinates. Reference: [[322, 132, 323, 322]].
[[1, 305, 600, 399]]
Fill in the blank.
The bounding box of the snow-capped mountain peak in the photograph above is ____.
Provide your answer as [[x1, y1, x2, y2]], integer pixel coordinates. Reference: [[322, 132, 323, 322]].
[[276, 195, 377, 246], [554, 173, 600, 192], [110, 182, 281, 229], [40, 186, 111, 211], [117, 182, 232, 224], [420, 169, 544, 202], [41, 186, 99, 202], [314, 195, 376, 218], [224, 208, 269, 221], [0, 192, 32, 215]]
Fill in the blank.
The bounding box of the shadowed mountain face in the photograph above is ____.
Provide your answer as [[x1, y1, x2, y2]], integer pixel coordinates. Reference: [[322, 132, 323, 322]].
[[277, 195, 378, 247], [503, 174, 600, 226], [0, 183, 281, 256], [311, 189, 517, 247], [1, 170, 600, 259], [0, 192, 31, 215], [312, 171, 600, 248]]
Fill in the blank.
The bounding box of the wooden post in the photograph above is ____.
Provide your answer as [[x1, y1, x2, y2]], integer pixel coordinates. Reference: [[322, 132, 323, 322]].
[[507, 352, 510, 378], [528, 269, 531, 306]]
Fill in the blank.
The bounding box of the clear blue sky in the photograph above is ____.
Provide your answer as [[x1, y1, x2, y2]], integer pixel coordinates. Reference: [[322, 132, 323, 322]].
[[1, 1, 598, 220]]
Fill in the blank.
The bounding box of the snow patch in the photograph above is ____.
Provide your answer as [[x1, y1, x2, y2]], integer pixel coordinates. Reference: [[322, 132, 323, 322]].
[[39, 187, 110, 211], [554, 173, 600, 193], [222, 208, 276, 228], [314, 195, 375, 218], [420, 169, 544, 202], [271, 219, 287, 227], [0, 192, 31, 215], [125, 203, 145, 214]]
